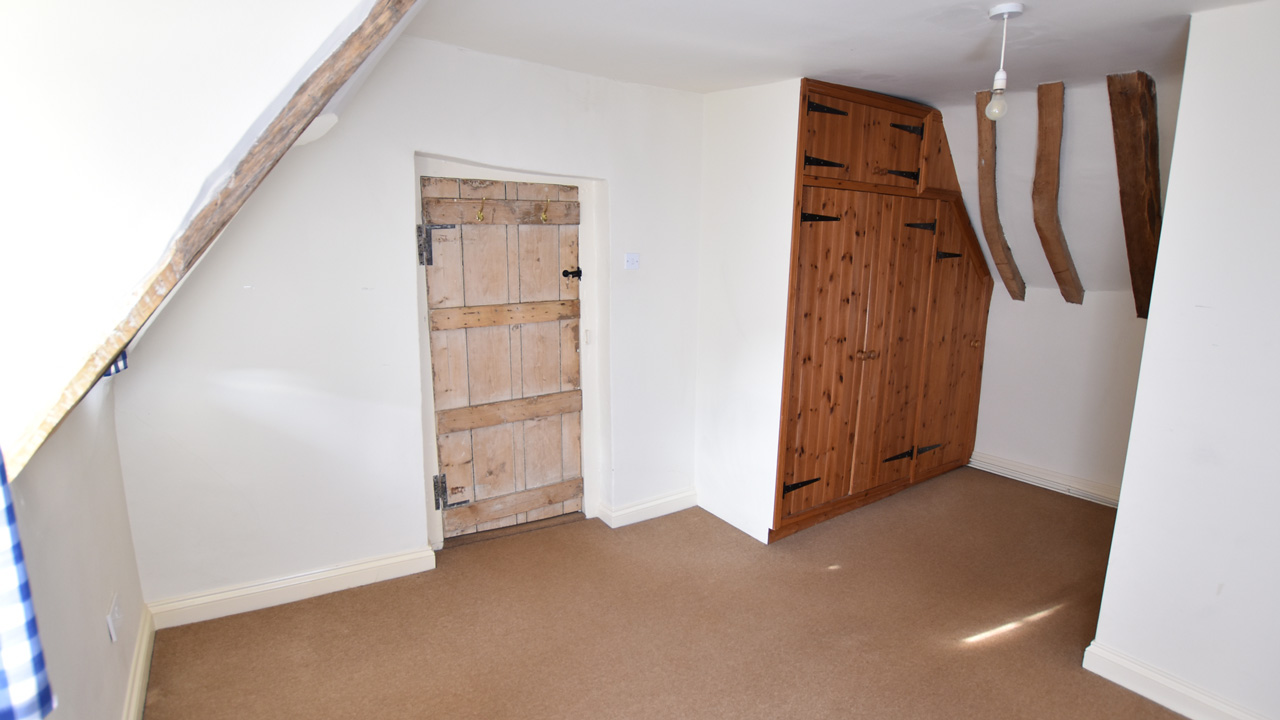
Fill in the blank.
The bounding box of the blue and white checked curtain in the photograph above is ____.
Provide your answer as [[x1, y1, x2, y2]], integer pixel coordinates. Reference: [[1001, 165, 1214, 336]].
[[0, 450, 54, 720]]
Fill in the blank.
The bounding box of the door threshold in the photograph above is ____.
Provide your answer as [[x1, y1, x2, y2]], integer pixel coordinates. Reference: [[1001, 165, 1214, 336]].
[[444, 512, 586, 549]]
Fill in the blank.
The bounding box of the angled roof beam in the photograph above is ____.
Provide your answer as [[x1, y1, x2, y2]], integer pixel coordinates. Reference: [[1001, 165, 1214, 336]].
[[976, 90, 1027, 301], [1107, 71, 1163, 319], [1032, 81, 1084, 304], [9, 0, 418, 478]]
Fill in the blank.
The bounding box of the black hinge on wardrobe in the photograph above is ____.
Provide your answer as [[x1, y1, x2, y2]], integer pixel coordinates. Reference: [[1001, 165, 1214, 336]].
[[801, 212, 841, 223], [890, 122, 925, 138], [417, 223, 457, 266], [807, 100, 849, 116], [782, 477, 822, 495], [885, 169, 921, 182], [804, 155, 846, 169], [433, 474, 470, 511], [916, 444, 943, 456], [936, 251, 963, 260], [883, 448, 916, 463], [905, 221, 937, 233]]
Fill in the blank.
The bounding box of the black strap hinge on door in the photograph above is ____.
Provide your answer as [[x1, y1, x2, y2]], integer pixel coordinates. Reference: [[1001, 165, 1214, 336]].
[[885, 169, 921, 182], [936, 251, 963, 260], [905, 220, 937, 233], [890, 122, 925, 138], [782, 477, 822, 495], [883, 448, 916, 463], [916, 444, 943, 456], [804, 155, 846, 169], [807, 100, 849, 116], [417, 224, 457, 266], [433, 474, 470, 511], [801, 212, 841, 223]]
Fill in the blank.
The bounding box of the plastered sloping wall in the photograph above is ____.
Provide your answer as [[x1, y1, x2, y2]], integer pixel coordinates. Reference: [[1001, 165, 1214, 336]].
[[115, 38, 704, 602], [0, 0, 374, 475], [1086, 3, 1280, 717]]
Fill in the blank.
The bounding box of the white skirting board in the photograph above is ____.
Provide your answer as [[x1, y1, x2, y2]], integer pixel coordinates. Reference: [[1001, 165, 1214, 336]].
[[1083, 643, 1268, 720], [593, 489, 698, 529], [123, 608, 155, 720], [148, 548, 436, 629], [968, 452, 1120, 507]]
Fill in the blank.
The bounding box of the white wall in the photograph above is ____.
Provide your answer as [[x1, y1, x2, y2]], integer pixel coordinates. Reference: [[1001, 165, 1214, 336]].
[[0, 0, 374, 474], [12, 379, 147, 719], [115, 38, 704, 603], [938, 72, 1183, 499], [1085, 3, 1280, 718], [694, 80, 801, 542]]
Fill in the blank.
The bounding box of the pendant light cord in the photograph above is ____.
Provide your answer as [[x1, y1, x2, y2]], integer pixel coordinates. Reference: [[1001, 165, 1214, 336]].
[[999, 14, 1008, 71]]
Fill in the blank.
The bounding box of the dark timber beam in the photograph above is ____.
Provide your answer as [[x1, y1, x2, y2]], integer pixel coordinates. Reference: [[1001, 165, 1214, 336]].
[[1032, 82, 1084, 304], [976, 90, 1026, 301], [10, 0, 418, 477], [1107, 71, 1163, 319]]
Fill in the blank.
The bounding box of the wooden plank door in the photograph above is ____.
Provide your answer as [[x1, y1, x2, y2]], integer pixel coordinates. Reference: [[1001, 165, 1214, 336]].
[[847, 195, 936, 493], [915, 204, 993, 476], [421, 177, 584, 539], [777, 187, 881, 520]]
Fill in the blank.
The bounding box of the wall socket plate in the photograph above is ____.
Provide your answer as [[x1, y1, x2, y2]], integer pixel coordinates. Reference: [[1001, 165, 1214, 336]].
[[106, 593, 122, 643], [624, 252, 640, 270]]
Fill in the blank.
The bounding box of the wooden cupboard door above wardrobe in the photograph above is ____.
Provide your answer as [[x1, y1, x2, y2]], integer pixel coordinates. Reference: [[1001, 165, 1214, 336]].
[[804, 91, 926, 190]]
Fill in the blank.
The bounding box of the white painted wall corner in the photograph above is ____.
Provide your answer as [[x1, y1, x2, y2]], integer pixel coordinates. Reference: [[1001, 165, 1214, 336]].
[[593, 489, 698, 529], [1083, 643, 1269, 720], [123, 608, 155, 720], [968, 452, 1119, 506], [148, 548, 435, 629]]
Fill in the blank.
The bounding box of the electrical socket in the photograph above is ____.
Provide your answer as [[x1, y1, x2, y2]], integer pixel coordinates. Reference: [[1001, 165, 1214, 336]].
[[106, 593, 121, 643]]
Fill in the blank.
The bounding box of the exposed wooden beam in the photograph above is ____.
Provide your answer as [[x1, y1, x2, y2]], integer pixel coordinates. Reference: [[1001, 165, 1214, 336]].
[[9, 0, 419, 479], [1032, 82, 1084, 304], [975, 91, 1026, 301], [1107, 71, 1163, 319]]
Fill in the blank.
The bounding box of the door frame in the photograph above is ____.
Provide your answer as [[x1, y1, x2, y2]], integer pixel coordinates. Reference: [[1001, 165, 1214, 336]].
[[413, 154, 611, 550]]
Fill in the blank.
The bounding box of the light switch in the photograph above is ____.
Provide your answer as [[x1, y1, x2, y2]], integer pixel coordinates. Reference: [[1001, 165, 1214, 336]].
[[624, 253, 640, 270]]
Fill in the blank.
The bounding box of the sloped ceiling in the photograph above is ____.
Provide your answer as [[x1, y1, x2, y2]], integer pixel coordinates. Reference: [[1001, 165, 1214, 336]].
[[406, 0, 1245, 103]]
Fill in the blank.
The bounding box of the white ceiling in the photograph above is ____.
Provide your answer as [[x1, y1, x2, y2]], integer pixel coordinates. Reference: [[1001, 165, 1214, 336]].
[[406, 0, 1244, 104]]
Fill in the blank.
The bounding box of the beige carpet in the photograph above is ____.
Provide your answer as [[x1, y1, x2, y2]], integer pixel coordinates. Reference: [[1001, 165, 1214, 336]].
[[144, 467, 1182, 719]]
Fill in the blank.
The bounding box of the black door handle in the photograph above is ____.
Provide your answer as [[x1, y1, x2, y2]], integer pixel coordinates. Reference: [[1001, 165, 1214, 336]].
[[562, 268, 583, 279]]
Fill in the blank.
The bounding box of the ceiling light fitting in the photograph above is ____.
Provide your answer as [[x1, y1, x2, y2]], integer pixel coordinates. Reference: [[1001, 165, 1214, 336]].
[[985, 2, 1024, 121]]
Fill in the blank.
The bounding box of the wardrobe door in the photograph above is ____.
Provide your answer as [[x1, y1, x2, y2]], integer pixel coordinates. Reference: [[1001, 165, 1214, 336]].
[[777, 188, 880, 519], [914, 204, 993, 476], [848, 195, 937, 493], [804, 92, 926, 190]]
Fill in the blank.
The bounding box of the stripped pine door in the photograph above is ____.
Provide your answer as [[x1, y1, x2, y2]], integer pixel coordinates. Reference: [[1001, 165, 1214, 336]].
[[422, 177, 584, 539]]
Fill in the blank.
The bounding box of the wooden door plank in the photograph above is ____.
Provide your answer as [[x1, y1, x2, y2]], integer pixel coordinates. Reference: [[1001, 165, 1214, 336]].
[[461, 225, 511, 306], [436, 390, 583, 434], [519, 320, 562, 397], [430, 300, 580, 331], [422, 177, 461, 199], [464, 326, 513, 406], [975, 90, 1027, 301], [459, 179, 508, 199], [428, 328, 470, 411], [471, 423, 517, 500], [1032, 82, 1085, 304], [425, 226, 464, 308], [423, 198, 581, 225], [438, 430, 476, 507], [518, 225, 562, 302], [920, 111, 962, 195], [445, 478, 584, 534], [562, 411, 582, 478], [560, 319, 581, 391], [559, 226, 580, 300], [512, 420, 526, 492], [522, 416, 563, 488], [1107, 71, 1163, 319]]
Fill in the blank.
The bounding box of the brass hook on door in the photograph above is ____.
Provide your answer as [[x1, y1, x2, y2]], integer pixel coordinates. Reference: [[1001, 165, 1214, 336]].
[[541, 201, 549, 224], [476, 197, 486, 222]]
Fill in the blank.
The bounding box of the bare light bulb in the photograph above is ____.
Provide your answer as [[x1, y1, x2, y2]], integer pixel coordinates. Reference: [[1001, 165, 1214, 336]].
[[985, 69, 1008, 121]]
